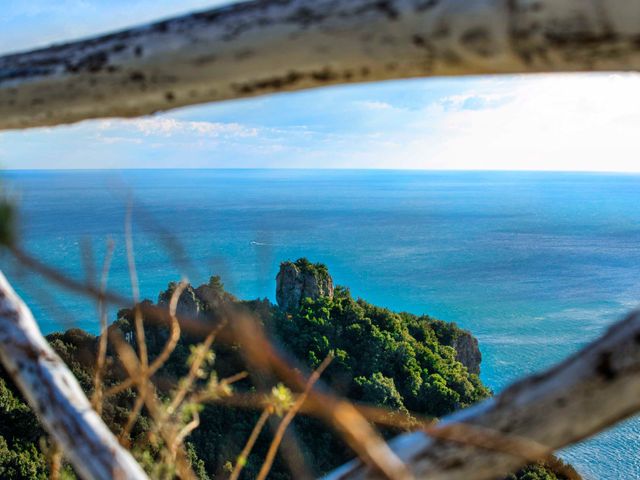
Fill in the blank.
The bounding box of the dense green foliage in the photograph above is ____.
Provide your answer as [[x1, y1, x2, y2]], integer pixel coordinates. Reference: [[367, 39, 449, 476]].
[[0, 196, 16, 247], [506, 461, 580, 480], [0, 268, 579, 479], [0, 372, 47, 479], [288, 257, 331, 282], [273, 286, 489, 417]]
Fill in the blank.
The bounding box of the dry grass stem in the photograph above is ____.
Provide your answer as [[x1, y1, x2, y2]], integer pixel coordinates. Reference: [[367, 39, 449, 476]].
[[46, 441, 62, 480], [125, 205, 148, 374], [167, 331, 216, 415], [91, 238, 115, 414], [230, 408, 271, 480], [120, 394, 146, 447], [257, 354, 334, 480], [234, 322, 412, 480], [106, 281, 187, 397], [109, 330, 196, 479]]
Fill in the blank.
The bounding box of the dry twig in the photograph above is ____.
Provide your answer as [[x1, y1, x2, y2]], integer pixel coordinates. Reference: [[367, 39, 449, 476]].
[[230, 408, 271, 480], [91, 238, 115, 414], [257, 354, 334, 480]]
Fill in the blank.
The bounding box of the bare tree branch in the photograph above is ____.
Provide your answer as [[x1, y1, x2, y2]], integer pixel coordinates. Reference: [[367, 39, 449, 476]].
[[0, 271, 148, 480], [325, 309, 640, 480], [2, 0, 640, 130]]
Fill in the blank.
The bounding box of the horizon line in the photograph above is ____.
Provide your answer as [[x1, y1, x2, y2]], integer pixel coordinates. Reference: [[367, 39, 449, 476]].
[[3, 167, 640, 175]]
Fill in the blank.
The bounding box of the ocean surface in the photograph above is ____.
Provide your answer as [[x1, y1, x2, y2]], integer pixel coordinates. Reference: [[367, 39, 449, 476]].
[[2, 169, 640, 478]]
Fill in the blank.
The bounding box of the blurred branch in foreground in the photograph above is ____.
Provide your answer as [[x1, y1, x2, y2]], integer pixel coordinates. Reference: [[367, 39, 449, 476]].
[[0, 271, 148, 480], [2, 0, 640, 130]]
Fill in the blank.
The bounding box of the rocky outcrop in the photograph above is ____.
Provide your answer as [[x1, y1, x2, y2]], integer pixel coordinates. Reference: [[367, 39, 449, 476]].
[[158, 283, 202, 318], [427, 318, 482, 375], [276, 258, 334, 311], [195, 275, 232, 312], [451, 331, 481, 375]]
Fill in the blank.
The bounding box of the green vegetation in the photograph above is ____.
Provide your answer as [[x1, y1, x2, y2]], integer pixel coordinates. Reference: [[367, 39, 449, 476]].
[[0, 373, 47, 479], [507, 461, 580, 480], [288, 257, 330, 282], [273, 287, 489, 417], [0, 265, 579, 479], [0, 196, 16, 247]]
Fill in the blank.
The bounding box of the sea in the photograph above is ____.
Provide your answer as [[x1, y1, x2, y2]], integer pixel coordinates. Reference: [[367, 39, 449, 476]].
[[2, 169, 639, 479]]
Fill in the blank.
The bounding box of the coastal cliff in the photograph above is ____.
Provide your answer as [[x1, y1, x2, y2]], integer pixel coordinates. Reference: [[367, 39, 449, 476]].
[[275, 258, 482, 375], [0, 259, 577, 480], [451, 331, 482, 375]]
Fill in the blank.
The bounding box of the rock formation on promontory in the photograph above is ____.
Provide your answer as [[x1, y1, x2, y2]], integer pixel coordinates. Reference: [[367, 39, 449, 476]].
[[275, 258, 334, 311]]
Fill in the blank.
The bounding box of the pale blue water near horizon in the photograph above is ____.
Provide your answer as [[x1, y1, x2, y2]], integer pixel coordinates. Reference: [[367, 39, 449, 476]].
[[2, 169, 640, 478]]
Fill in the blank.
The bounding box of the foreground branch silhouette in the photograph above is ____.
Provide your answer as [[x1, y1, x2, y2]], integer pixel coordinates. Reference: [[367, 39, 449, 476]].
[[0, 271, 148, 480]]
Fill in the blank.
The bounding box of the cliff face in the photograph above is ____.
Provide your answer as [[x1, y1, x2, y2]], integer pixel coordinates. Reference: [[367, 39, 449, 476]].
[[451, 331, 482, 375], [276, 258, 334, 311]]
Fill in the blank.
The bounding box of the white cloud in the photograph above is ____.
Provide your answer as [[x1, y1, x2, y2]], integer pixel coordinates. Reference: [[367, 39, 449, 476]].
[[356, 100, 396, 111], [369, 73, 640, 172], [97, 118, 258, 138]]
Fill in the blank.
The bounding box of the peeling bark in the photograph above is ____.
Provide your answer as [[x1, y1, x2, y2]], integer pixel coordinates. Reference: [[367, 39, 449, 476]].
[[0, 272, 148, 480], [1, 0, 640, 129], [324, 309, 640, 479]]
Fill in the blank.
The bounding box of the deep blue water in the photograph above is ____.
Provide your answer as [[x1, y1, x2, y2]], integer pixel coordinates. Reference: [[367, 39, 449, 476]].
[[2, 169, 640, 478]]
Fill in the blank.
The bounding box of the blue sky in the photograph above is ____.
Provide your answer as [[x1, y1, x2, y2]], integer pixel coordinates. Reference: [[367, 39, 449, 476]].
[[2, 0, 640, 171]]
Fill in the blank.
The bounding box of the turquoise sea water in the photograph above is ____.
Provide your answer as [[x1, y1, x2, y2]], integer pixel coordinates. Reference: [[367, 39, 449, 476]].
[[2, 169, 640, 478]]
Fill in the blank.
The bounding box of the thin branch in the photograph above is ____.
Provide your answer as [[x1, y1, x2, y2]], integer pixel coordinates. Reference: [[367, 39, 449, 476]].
[[230, 408, 271, 480], [109, 329, 196, 480], [195, 388, 556, 464], [190, 370, 248, 404], [167, 331, 216, 415], [106, 281, 186, 398], [92, 238, 115, 414], [125, 204, 148, 373], [120, 394, 146, 447], [257, 354, 335, 480], [171, 410, 200, 458], [148, 281, 185, 375], [232, 314, 413, 479]]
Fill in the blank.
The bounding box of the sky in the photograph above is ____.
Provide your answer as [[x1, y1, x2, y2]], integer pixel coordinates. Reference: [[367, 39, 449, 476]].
[[2, 0, 640, 172]]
